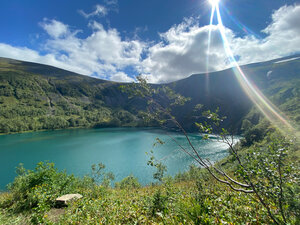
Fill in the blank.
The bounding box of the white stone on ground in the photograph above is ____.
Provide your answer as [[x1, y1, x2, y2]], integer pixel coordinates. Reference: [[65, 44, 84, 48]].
[[56, 194, 83, 205]]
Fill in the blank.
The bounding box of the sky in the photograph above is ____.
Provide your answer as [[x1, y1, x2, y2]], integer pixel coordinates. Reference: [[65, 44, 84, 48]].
[[0, 0, 299, 83]]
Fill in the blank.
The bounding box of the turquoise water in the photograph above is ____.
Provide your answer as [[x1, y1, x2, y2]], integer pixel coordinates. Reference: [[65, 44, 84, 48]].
[[0, 128, 237, 190]]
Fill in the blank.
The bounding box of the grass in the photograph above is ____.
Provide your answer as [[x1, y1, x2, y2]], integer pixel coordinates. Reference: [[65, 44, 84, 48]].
[[0, 192, 30, 225], [0, 179, 278, 224]]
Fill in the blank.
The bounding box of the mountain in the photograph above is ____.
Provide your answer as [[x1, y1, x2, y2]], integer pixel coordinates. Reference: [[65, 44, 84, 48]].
[[169, 55, 300, 131], [0, 57, 138, 133], [0, 55, 299, 134]]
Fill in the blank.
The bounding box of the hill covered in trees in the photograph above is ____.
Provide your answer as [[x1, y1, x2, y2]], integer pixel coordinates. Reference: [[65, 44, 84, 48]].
[[0, 55, 299, 134]]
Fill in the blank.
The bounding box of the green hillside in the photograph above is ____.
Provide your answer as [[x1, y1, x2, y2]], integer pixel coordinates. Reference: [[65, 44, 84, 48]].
[[0, 55, 299, 135], [170, 56, 300, 132], [0, 58, 142, 133]]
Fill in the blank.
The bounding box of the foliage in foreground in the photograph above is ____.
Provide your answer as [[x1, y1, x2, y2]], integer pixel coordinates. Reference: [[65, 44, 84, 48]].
[[0, 131, 299, 224], [122, 74, 300, 224]]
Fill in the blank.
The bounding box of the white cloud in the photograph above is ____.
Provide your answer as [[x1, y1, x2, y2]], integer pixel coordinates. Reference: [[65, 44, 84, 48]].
[[110, 72, 135, 82], [79, 4, 107, 18], [264, 5, 300, 35], [104, 0, 118, 6], [140, 4, 300, 83], [0, 43, 90, 75], [0, 43, 40, 61], [140, 20, 230, 83], [0, 4, 300, 83], [39, 19, 69, 39], [228, 5, 300, 66], [0, 19, 144, 81], [274, 57, 300, 64], [39, 20, 145, 78]]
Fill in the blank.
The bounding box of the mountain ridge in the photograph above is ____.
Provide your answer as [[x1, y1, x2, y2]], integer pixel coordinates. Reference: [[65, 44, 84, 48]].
[[0, 55, 299, 134], [2, 53, 300, 84]]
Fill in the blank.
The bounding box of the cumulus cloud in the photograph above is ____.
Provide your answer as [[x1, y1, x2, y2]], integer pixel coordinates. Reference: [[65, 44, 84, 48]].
[[0, 19, 144, 80], [0, 43, 90, 75], [140, 18, 231, 83], [6, 17, 133, 80], [110, 71, 135, 82], [79, 4, 107, 18], [39, 19, 69, 38], [234, 4, 300, 64], [264, 5, 300, 35], [0, 4, 300, 83], [140, 4, 300, 83]]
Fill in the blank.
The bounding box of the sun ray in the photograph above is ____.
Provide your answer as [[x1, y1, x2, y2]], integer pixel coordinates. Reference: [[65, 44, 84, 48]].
[[205, 0, 298, 137], [208, 0, 220, 7], [222, 6, 261, 39], [205, 4, 216, 95]]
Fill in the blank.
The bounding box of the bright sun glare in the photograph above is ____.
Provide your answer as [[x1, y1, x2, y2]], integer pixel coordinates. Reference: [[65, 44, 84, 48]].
[[206, 0, 296, 136], [208, 0, 220, 6]]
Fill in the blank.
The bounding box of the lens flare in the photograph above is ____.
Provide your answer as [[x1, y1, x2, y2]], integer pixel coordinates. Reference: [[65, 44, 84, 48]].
[[206, 0, 298, 136], [205, 2, 216, 95], [222, 6, 261, 39], [209, 0, 220, 6]]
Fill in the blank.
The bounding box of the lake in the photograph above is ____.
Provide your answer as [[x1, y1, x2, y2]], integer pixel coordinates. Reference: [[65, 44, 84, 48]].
[[0, 128, 238, 190]]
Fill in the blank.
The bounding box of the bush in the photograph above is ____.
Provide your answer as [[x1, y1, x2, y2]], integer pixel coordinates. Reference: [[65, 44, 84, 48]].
[[115, 175, 141, 189], [242, 119, 272, 146], [150, 189, 169, 217], [3, 162, 96, 224], [6, 162, 91, 211], [90, 163, 115, 187]]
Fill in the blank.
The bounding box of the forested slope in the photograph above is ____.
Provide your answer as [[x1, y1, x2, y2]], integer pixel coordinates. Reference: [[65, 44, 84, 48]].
[[0, 55, 299, 134]]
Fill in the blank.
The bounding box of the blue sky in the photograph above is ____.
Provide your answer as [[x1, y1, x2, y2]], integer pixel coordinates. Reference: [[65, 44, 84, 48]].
[[0, 0, 299, 83]]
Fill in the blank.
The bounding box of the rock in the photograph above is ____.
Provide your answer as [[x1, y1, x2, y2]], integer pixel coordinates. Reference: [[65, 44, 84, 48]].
[[56, 194, 82, 207]]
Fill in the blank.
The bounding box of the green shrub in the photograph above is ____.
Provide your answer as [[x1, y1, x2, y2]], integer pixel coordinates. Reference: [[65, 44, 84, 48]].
[[115, 175, 141, 189], [91, 163, 115, 187], [150, 189, 169, 217], [4, 161, 94, 224]]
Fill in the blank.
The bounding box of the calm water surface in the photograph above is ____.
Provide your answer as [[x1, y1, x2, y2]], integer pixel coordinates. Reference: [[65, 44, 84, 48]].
[[0, 128, 238, 190]]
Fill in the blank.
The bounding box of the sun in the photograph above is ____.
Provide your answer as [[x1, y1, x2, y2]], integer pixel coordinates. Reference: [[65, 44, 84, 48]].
[[208, 0, 220, 6]]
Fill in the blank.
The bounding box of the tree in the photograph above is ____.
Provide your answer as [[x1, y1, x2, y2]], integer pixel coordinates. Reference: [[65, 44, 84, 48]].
[[91, 163, 115, 187], [121, 76, 299, 224]]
